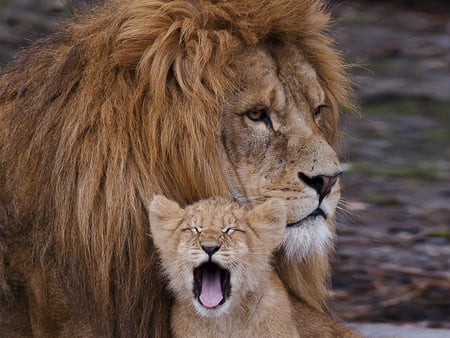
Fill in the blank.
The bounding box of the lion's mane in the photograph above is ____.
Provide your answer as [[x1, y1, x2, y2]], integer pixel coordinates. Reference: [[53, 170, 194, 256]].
[[0, 0, 351, 336]]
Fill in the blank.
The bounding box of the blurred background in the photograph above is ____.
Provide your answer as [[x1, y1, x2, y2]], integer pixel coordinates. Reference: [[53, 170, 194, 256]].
[[0, 0, 449, 329]]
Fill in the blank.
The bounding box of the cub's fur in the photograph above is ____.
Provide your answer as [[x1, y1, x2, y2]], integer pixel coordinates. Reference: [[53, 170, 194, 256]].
[[149, 196, 360, 338]]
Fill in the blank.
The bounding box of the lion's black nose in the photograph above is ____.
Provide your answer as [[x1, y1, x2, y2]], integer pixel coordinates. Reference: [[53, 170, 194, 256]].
[[201, 245, 220, 257], [298, 172, 342, 201]]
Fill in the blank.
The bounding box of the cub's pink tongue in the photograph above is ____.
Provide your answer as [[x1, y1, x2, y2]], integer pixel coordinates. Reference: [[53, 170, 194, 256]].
[[199, 267, 223, 308]]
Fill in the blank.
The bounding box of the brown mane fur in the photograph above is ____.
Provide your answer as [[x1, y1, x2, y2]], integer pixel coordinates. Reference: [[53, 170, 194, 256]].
[[0, 0, 351, 336]]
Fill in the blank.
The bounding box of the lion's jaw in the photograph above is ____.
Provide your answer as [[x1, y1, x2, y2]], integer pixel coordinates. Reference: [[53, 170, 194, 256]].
[[221, 44, 341, 260]]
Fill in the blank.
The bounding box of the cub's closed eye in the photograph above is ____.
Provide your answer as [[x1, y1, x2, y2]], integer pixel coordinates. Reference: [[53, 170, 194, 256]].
[[223, 228, 246, 234], [223, 228, 234, 235], [182, 227, 201, 234], [245, 108, 273, 129]]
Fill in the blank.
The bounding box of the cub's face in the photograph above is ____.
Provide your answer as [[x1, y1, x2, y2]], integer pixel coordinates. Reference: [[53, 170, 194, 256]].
[[148, 196, 286, 317]]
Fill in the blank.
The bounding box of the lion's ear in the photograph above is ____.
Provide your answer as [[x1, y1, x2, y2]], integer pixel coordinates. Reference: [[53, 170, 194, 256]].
[[148, 195, 184, 248], [248, 198, 286, 250]]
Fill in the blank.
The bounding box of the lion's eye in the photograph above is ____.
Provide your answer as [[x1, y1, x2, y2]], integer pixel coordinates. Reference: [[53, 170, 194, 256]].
[[247, 109, 265, 121], [223, 227, 234, 235], [314, 105, 326, 117], [246, 108, 273, 129]]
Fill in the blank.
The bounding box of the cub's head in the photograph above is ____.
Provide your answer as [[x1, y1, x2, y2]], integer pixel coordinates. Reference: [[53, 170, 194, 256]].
[[148, 195, 286, 317]]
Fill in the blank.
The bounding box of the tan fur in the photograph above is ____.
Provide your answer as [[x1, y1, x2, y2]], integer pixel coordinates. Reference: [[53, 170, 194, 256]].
[[149, 196, 360, 338], [0, 0, 352, 336]]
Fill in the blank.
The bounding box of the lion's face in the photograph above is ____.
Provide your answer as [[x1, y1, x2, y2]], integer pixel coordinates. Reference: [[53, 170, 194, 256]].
[[149, 196, 286, 318], [222, 44, 341, 259]]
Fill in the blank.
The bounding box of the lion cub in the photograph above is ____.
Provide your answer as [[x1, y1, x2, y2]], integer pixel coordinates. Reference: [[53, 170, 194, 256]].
[[149, 196, 360, 338]]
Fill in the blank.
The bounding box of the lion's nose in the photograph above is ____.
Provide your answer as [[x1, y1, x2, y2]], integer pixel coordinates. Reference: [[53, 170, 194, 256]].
[[201, 245, 220, 257], [298, 172, 342, 201]]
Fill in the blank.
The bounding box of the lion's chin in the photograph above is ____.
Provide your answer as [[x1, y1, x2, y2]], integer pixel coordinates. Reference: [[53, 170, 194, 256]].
[[286, 208, 326, 228], [281, 217, 333, 261]]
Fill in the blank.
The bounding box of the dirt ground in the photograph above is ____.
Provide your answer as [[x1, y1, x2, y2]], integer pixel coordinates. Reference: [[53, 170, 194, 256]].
[[0, 0, 449, 329], [331, 1, 450, 328]]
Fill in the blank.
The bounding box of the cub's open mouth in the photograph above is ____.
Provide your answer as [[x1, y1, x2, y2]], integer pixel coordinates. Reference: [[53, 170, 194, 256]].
[[287, 208, 326, 228], [193, 262, 231, 308]]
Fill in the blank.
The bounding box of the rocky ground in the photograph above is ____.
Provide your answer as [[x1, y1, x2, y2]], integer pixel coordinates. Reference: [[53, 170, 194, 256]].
[[0, 0, 449, 331]]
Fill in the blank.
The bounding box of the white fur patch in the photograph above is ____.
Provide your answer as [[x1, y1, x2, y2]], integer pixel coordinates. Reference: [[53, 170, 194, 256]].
[[281, 217, 333, 261], [193, 298, 231, 318]]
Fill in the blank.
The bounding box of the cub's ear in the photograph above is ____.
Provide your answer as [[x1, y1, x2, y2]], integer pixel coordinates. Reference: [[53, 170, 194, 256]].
[[148, 195, 184, 248], [248, 198, 286, 250]]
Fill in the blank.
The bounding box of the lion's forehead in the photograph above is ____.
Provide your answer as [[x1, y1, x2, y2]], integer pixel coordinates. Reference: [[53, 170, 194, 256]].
[[273, 44, 326, 108], [236, 44, 325, 116]]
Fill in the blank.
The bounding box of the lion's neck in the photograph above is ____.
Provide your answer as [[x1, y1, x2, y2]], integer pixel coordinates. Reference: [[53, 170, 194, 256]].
[[171, 271, 299, 338]]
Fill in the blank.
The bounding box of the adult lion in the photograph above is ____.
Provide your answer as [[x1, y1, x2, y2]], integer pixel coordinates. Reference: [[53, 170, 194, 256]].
[[0, 0, 351, 337]]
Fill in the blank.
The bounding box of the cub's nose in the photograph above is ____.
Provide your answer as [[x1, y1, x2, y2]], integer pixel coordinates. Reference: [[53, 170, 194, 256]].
[[298, 172, 342, 202], [201, 245, 220, 257]]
